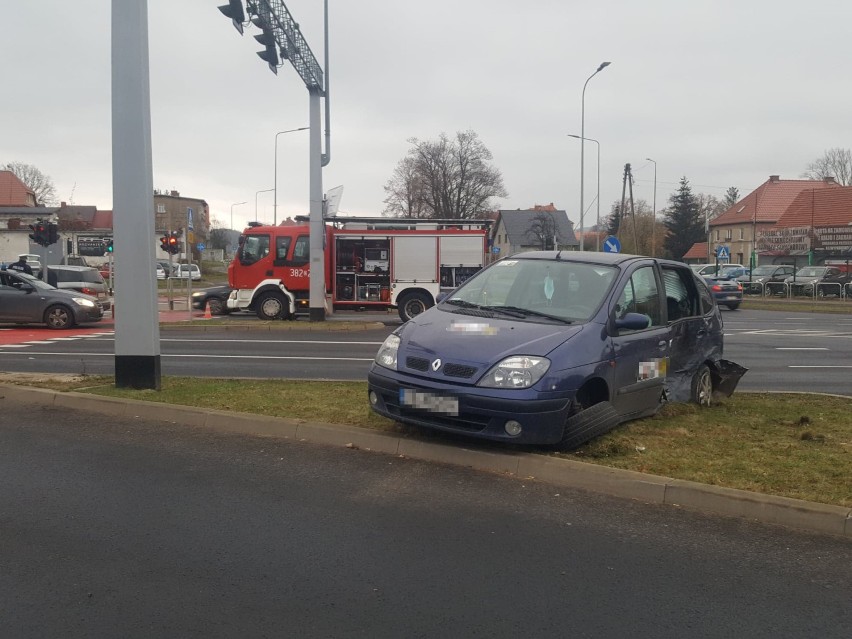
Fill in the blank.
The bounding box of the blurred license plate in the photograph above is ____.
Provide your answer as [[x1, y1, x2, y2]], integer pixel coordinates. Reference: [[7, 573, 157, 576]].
[[399, 389, 459, 416], [725, 295, 738, 300]]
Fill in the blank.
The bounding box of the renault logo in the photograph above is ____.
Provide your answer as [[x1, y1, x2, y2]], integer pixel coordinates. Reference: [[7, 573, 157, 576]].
[[431, 358, 442, 371]]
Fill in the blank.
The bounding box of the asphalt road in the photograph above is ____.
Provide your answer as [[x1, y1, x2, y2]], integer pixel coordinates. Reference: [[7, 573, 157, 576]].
[[1, 308, 851, 395], [1, 399, 850, 638]]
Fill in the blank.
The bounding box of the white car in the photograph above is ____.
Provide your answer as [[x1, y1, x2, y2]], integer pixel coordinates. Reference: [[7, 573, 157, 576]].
[[173, 264, 201, 281]]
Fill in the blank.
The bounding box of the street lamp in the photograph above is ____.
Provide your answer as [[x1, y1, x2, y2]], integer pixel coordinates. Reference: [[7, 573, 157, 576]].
[[646, 157, 657, 256], [230, 201, 247, 231], [255, 188, 274, 223], [274, 127, 310, 226], [568, 134, 601, 251], [579, 61, 610, 251]]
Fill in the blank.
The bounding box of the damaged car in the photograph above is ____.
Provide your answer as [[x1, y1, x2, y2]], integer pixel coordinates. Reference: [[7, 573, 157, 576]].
[[367, 252, 746, 449]]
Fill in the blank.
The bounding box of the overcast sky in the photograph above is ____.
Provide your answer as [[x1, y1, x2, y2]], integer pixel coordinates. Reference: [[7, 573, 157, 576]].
[[3, 1, 849, 231]]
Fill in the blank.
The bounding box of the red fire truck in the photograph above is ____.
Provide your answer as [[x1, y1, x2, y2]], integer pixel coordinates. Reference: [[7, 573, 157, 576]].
[[227, 217, 492, 321]]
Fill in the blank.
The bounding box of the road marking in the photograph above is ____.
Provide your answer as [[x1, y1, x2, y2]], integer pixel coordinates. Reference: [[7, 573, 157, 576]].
[[0, 352, 375, 362], [0, 344, 31, 348], [788, 365, 852, 368], [158, 338, 385, 345], [776, 347, 828, 350]]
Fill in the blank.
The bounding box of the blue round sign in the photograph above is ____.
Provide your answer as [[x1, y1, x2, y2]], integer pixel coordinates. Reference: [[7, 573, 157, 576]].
[[196, 243, 206, 251], [603, 236, 621, 253]]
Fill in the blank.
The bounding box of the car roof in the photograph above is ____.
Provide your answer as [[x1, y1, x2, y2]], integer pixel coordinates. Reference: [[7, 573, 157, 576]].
[[46, 265, 100, 272], [505, 250, 686, 268]]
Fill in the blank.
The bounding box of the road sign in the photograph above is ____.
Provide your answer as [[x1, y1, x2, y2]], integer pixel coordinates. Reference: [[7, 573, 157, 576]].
[[716, 245, 730, 260], [491, 246, 501, 255], [196, 243, 206, 251], [603, 236, 621, 253], [187, 207, 194, 231]]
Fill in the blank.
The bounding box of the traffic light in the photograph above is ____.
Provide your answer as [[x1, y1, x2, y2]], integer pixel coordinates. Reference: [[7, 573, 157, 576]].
[[104, 238, 114, 254], [168, 231, 182, 255], [218, 0, 246, 35], [47, 222, 59, 246], [28, 220, 48, 247], [160, 234, 170, 253], [254, 26, 279, 74]]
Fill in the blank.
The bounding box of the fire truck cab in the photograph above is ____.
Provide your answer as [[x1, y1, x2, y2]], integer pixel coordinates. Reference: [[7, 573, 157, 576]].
[[227, 217, 491, 322]]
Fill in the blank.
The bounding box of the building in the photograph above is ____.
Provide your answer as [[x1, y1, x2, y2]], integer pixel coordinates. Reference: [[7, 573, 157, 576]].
[[705, 175, 840, 267], [490, 204, 578, 260]]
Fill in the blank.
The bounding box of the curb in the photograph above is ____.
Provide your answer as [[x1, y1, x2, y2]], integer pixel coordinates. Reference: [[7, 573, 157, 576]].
[[3, 383, 849, 540], [160, 321, 388, 332]]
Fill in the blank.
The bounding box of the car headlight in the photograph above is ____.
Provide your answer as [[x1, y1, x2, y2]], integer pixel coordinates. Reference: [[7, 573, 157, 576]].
[[375, 334, 400, 370], [72, 297, 96, 307], [478, 356, 550, 389], [192, 291, 203, 299]]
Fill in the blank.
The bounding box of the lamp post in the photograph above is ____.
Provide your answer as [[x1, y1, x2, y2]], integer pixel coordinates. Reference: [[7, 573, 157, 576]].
[[255, 188, 274, 223], [230, 201, 246, 231], [579, 61, 610, 251], [274, 127, 310, 226], [645, 157, 657, 256], [568, 134, 600, 250]]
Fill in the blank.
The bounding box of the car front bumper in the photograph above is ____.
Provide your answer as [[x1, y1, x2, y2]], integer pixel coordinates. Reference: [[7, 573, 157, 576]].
[[367, 366, 574, 445]]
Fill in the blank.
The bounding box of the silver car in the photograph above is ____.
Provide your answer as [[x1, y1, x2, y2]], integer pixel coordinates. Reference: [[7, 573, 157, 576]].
[[44, 265, 112, 311], [0, 269, 104, 329]]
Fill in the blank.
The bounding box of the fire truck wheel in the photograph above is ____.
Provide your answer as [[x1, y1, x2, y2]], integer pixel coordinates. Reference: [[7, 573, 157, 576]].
[[398, 292, 432, 322], [255, 292, 289, 320]]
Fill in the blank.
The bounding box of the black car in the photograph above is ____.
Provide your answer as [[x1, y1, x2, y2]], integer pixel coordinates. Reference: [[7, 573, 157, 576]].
[[771, 266, 852, 297], [736, 265, 795, 295], [0, 269, 104, 329], [191, 285, 232, 315], [702, 276, 742, 310]]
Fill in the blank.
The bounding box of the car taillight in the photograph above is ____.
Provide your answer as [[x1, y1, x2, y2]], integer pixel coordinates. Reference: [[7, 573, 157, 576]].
[[712, 284, 722, 292], [736, 283, 743, 291], [81, 287, 96, 296]]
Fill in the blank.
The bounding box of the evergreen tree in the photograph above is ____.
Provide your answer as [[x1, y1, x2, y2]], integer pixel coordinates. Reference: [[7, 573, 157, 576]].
[[724, 186, 740, 207], [663, 177, 704, 261]]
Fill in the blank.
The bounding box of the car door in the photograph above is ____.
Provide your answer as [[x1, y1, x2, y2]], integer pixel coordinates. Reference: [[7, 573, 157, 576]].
[[609, 264, 669, 418], [0, 273, 44, 322], [661, 264, 721, 402]]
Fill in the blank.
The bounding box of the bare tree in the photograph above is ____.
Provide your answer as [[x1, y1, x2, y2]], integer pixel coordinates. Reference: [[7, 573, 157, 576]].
[[525, 212, 558, 250], [382, 156, 429, 217], [1, 161, 57, 206], [801, 148, 852, 185], [697, 193, 727, 226], [383, 130, 507, 219]]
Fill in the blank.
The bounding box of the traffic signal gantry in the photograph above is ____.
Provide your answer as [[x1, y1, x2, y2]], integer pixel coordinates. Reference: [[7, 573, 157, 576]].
[[160, 231, 182, 255]]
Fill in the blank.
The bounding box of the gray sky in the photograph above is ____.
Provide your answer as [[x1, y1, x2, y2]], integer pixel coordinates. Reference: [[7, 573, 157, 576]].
[[2, 1, 849, 231]]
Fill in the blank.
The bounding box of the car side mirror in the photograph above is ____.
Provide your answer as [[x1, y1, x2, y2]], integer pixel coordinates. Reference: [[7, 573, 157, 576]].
[[614, 312, 652, 331]]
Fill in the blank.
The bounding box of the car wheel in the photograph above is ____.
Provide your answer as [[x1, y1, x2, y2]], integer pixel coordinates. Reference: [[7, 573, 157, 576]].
[[726, 303, 740, 310], [557, 400, 620, 450], [398, 292, 432, 322], [690, 364, 713, 407], [44, 305, 75, 330], [255, 292, 289, 320], [816, 287, 826, 299], [207, 296, 227, 315]]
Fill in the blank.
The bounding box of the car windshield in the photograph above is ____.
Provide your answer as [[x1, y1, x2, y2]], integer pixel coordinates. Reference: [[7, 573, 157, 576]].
[[5, 271, 55, 291], [751, 266, 775, 276], [444, 258, 618, 322], [795, 267, 826, 277]]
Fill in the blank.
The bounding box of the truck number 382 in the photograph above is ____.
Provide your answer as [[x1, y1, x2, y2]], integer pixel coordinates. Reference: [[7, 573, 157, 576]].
[[289, 268, 310, 278]]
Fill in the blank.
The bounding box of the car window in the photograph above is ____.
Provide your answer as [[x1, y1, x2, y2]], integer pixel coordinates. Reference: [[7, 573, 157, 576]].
[[275, 236, 292, 261], [292, 235, 309, 264], [695, 275, 715, 315], [614, 266, 662, 329], [239, 234, 270, 266], [661, 265, 701, 322]]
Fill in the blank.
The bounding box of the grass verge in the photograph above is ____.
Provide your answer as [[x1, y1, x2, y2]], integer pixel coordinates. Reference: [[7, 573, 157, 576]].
[[15, 376, 852, 508]]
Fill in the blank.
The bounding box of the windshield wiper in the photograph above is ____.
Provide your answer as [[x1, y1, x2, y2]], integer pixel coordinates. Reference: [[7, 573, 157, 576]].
[[443, 299, 482, 309], [484, 305, 573, 323]]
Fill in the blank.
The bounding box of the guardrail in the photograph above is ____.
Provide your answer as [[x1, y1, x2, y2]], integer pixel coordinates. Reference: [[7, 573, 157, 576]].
[[814, 282, 845, 299]]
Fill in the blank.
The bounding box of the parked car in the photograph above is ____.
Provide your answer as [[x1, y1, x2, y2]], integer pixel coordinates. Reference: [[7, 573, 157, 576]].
[[702, 276, 742, 310], [770, 266, 852, 297], [712, 266, 750, 281], [368, 252, 746, 449], [44, 265, 111, 311], [156, 260, 176, 277], [172, 264, 201, 281], [690, 263, 744, 277], [735, 265, 795, 295], [191, 285, 233, 315], [0, 269, 104, 329], [156, 265, 167, 280]]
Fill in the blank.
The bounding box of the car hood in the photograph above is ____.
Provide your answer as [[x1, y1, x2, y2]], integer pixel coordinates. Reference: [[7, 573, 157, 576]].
[[785, 276, 820, 284], [394, 307, 586, 380]]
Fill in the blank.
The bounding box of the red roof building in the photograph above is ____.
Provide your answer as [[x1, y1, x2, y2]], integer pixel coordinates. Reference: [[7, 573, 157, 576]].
[[0, 170, 37, 207]]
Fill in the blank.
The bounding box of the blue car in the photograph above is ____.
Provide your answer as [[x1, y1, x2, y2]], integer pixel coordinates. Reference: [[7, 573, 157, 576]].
[[368, 252, 745, 449]]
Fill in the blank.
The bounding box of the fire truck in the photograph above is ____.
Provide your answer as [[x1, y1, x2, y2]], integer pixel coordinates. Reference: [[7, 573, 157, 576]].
[[227, 217, 492, 321]]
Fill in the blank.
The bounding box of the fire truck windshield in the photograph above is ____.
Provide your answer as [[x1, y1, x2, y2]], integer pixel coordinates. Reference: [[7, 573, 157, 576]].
[[239, 234, 270, 266]]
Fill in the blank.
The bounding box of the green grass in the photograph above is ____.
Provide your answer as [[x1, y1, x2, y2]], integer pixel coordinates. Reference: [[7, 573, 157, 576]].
[[32, 376, 852, 508], [742, 296, 852, 314]]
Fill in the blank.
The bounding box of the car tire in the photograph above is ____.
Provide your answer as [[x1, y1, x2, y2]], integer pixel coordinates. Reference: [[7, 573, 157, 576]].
[[44, 305, 75, 330], [726, 303, 740, 310], [255, 292, 289, 320], [690, 364, 713, 407], [398, 292, 432, 322], [207, 296, 228, 315], [557, 401, 620, 451]]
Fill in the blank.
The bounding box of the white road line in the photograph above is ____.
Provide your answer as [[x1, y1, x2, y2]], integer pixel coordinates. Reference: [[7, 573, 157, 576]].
[[0, 344, 31, 348], [788, 365, 852, 368], [47, 337, 83, 341], [0, 352, 374, 361], [158, 339, 384, 345], [776, 347, 829, 350]]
